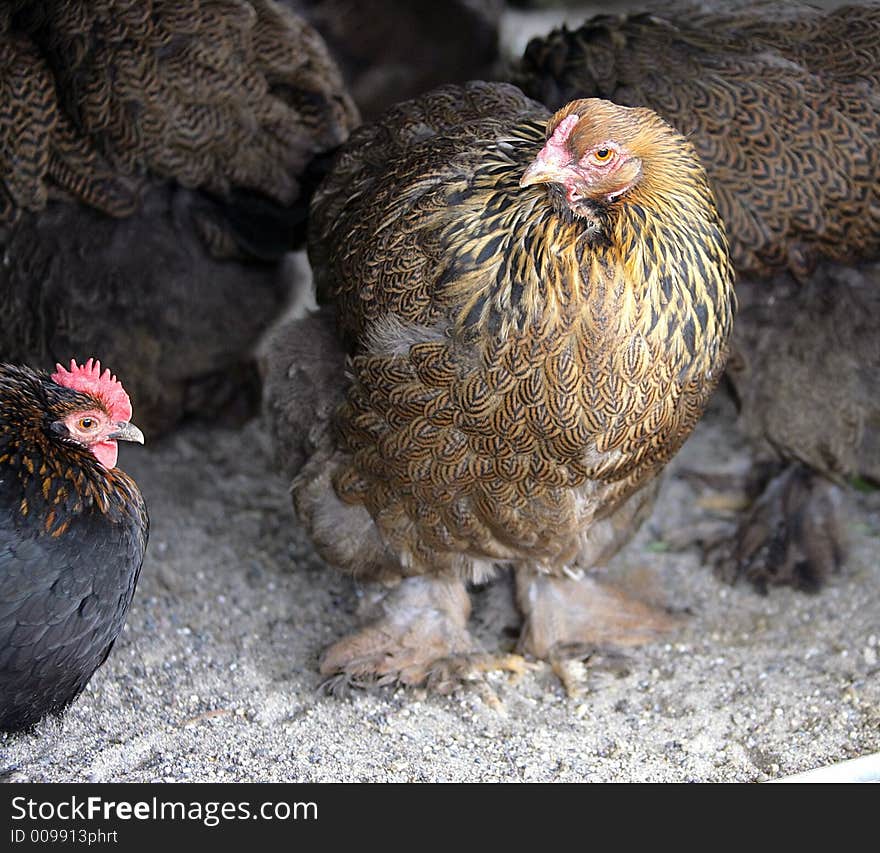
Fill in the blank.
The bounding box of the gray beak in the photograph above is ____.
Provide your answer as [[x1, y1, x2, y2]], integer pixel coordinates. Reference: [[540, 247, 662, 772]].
[[109, 421, 145, 444], [520, 156, 570, 189]]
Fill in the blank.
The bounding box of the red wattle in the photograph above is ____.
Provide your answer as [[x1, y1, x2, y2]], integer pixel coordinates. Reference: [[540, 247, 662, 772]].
[[91, 440, 119, 469]]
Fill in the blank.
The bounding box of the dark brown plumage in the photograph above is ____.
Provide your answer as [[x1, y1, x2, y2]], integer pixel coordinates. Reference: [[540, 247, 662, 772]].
[[0, 0, 357, 227], [284, 0, 501, 120], [512, 2, 880, 592], [719, 264, 880, 591], [0, 0, 358, 433], [511, 2, 880, 279], [1, 360, 147, 733], [266, 82, 734, 687]]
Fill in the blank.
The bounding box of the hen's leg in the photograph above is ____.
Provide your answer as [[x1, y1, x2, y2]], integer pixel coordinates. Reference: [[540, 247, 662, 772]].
[[515, 569, 679, 694], [715, 462, 844, 592], [320, 575, 523, 692]]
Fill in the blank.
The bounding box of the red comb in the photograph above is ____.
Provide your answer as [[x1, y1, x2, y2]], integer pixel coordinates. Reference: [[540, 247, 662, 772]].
[[542, 114, 580, 166], [51, 358, 132, 422]]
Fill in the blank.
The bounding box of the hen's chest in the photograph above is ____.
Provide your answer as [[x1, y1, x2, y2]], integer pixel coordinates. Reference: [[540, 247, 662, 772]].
[[0, 448, 148, 583], [344, 255, 719, 502]]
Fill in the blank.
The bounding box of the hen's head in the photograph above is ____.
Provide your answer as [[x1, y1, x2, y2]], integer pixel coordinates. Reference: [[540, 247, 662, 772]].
[[521, 98, 695, 219], [49, 359, 144, 470]]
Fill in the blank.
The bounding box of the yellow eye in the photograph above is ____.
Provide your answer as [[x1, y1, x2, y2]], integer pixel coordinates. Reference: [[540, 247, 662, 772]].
[[79, 417, 96, 430], [593, 147, 614, 163]]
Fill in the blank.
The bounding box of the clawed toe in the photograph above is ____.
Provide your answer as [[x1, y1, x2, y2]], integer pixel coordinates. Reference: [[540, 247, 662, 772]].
[[714, 464, 844, 592], [516, 571, 680, 660], [425, 652, 533, 693], [318, 575, 479, 692]]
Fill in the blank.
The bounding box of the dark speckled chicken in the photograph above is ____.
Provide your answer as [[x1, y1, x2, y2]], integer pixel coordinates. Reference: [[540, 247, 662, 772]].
[[512, 2, 880, 591], [265, 82, 734, 687], [0, 0, 356, 227], [0, 0, 358, 434]]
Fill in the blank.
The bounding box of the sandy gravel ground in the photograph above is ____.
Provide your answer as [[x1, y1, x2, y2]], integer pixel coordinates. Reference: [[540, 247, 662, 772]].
[[2, 390, 878, 783], [2, 0, 878, 785]]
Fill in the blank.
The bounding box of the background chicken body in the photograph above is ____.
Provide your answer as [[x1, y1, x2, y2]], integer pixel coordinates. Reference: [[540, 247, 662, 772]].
[[721, 262, 880, 589], [0, 360, 147, 733], [0, 0, 359, 434], [266, 81, 735, 687], [285, 0, 502, 120], [512, 1, 880, 591]]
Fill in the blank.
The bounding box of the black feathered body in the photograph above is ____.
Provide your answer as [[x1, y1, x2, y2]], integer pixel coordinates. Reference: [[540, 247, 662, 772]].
[[0, 364, 148, 732]]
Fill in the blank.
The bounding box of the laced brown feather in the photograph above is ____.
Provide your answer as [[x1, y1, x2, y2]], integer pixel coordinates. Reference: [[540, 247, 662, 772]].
[[0, 0, 357, 225]]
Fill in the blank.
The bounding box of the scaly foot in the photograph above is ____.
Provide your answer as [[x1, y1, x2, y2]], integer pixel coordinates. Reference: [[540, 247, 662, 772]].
[[715, 463, 844, 592], [515, 570, 680, 696], [320, 575, 523, 693]]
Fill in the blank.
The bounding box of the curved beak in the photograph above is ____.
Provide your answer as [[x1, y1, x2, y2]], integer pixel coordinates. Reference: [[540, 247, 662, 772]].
[[109, 421, 145, 445], [520, 157, 569, 189]]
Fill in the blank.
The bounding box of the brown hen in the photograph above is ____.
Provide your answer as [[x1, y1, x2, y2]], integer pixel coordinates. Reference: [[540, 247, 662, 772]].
[[512, 2, 880, 591], [265, 82, 734, 688]]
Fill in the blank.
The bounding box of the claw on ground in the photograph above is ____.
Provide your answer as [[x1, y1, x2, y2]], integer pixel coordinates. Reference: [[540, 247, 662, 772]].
[[516, 570, 680, 659], [318, 573, 538, 705], [319, 575, 478, 692], [715, 463, 844, 592]]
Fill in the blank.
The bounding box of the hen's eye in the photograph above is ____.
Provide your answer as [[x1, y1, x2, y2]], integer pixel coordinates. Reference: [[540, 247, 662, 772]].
[[79, 417, 96, 430], [594, 148, 613, 163]]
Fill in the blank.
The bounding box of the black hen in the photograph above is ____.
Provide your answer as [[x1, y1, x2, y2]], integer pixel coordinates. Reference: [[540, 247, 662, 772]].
[[0, 359, 148, 733]]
